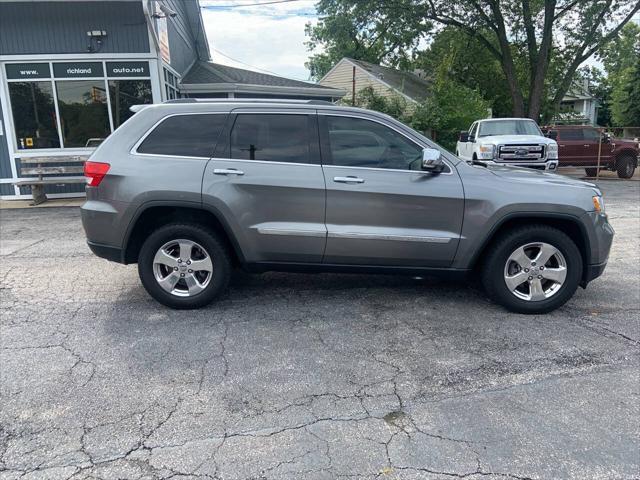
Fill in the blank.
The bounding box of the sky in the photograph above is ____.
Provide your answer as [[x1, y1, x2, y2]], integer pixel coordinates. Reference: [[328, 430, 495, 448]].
[[199, 1, 640, 82], [200, 0, 319, 82]]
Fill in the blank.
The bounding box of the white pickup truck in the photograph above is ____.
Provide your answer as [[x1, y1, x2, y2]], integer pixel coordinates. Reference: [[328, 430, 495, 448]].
[[456, 118, 559, 170]]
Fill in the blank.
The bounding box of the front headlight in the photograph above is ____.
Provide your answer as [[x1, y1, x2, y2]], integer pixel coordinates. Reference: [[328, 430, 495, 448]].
[[478, 144, 495, 159], [592, 195, 605, 214], [547, 143, 558, 159]]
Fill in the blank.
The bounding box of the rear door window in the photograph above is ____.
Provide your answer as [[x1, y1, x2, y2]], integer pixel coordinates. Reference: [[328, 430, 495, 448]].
[[559, 129, 584, 141], [137, 114, 227, 157], [230, 114, 314, 164]]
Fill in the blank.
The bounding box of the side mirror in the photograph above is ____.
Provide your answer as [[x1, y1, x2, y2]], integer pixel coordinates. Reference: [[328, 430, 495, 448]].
[[601, 133, 611, 143], [546, 130, 558, 140], [459, 131, 470, 142], [422, 148, 445, 173]]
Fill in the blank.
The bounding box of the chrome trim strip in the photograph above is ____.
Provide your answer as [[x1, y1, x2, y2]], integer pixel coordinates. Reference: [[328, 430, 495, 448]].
[[327, 232, 452, 243], [210, 158, 320, 168], [322, 164, 441, 175], [130, 112, 228, 157], [257, 228, 326, 238]]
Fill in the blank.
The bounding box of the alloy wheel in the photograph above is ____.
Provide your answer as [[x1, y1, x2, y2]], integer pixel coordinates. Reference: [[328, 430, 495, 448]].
[[503, 242, 567, 302], [152, 239, 213, 297]]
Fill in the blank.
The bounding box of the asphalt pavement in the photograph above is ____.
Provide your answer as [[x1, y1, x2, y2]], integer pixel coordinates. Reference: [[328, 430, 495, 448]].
[[0, 176, 638, 479]]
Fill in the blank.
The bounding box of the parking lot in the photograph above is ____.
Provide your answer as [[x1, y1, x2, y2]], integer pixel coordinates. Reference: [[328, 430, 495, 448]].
[[0, 175, 638, 480]]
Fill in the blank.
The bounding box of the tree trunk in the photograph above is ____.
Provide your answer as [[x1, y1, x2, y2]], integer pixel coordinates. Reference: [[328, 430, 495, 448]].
[[526, 0, 556, 121]]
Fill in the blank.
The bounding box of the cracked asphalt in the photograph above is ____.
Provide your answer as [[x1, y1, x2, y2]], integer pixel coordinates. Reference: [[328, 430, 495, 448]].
[[0, 177, 638, 480]]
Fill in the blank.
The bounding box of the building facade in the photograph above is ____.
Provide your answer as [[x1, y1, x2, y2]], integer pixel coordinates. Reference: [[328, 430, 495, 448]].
[[319, 58, 430, 107], [0, 0, 209, 199]]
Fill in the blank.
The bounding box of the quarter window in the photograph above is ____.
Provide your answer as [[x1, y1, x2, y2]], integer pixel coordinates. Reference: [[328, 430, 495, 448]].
[[323, 116, 423, 170], [137, 114, 227, 157], [230, 114, 312, 163]]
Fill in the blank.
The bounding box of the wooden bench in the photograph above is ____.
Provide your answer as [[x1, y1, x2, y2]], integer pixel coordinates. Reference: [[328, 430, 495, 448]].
[[14, 156, 88, 205]]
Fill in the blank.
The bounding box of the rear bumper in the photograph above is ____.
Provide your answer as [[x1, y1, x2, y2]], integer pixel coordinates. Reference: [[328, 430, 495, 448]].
[[87, 241, 125, 263]]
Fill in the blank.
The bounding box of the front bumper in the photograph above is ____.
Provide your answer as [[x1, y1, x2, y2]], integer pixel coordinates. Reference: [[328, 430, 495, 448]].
[[582, 261, 608, 287], [481, 159, 559, 171]]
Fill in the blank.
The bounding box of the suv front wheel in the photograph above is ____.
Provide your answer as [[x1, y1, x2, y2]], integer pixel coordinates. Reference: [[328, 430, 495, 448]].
[[481, 226, 582, 314], [138, 224, 231, 309]]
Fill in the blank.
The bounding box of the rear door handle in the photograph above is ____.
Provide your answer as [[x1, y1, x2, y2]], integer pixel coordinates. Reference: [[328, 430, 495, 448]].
[[333, 176, 364, 184], [214, 168, 244, 176]]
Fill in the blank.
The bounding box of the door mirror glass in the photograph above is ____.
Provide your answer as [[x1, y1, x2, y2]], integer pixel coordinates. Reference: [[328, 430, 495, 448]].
[[422, 148, 444, 172], [545, 129, 558, 140], [459, 131, 470, 142]]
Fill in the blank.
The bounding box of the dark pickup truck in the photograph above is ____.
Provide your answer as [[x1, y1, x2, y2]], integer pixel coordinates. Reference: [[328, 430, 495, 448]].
[[543, 125, 639, 178]]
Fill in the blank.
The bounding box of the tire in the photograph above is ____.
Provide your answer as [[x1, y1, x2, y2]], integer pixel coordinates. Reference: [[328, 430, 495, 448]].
[[616, 154, 636, 179], [138, 223, 231, 309], [584, 167, 598, 177], [481, 225, 582, 314]]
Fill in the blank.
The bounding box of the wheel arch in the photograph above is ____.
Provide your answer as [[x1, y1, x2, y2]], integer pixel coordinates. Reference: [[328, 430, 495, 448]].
[[615, 148, 638, 166], [468, 213, 591, 280], [123, 202, 245, 265]]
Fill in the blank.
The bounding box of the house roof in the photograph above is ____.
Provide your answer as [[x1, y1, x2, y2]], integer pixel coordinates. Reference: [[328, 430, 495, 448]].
[[181, 61, 339, 91], [343, 58, 431, 102]]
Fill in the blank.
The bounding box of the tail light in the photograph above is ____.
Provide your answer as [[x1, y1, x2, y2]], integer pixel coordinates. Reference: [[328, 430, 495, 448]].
[[84, 161, 110, 187]]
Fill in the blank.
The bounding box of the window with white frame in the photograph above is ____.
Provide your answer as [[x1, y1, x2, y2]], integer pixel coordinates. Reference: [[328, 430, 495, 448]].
[[4, 61, 153, 150], [164, 68, 180, 100]]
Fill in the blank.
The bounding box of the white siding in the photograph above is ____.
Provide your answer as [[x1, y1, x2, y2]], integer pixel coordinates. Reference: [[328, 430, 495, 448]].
[[319, 59, 411, 105]]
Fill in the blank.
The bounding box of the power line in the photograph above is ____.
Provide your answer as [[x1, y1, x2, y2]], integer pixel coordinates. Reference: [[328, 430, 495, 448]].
[[201, 0, 302, 8]]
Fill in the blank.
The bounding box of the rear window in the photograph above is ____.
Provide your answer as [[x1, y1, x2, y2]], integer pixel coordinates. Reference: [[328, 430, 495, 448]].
[[137, 114, 227, 157]]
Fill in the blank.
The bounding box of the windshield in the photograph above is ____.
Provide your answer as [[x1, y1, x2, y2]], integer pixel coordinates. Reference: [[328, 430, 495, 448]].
[[478, 120, 542, 137]]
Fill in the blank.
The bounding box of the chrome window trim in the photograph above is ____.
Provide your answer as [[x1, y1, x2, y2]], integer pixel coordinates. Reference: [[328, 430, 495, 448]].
[[318, 112, 454, 175], [130, 112, 229, 157], [322, 164, 450, 175], [210, 158, 320, 168]]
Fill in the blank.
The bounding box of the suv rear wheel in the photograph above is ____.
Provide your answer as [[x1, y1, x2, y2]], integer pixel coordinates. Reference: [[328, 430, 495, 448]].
[[138, 223, 231, 309], [481, 226, 582, 314], [584, 167, 598, 177], [616, 154, 636, 179]]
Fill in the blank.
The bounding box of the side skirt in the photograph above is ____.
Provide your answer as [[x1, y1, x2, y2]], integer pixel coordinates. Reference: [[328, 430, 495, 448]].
[[242, 261, 471, 280]]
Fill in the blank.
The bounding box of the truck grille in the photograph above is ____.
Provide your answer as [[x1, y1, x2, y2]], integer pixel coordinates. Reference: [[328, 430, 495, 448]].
[[497, 144, 545, 162]]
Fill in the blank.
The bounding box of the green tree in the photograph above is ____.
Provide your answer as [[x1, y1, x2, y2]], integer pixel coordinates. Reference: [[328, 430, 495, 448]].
[[415, 27, 512, 117], [307, 0, 640, 120], [611, 57, 640, 126]]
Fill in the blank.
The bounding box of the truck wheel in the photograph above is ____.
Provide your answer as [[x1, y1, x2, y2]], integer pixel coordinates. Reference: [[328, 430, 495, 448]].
[[585, 168, 598, 177], [481, 225, 582, 314], [138, 223, 231, 309], [616, 154, 636, 179]]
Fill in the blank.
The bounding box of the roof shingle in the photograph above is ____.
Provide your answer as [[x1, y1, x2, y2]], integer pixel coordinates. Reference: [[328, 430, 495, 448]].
[[181, 61, 336, 90]]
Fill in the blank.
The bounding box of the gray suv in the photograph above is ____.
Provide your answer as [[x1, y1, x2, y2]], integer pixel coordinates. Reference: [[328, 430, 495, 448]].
[[81, 99, 613, 314]]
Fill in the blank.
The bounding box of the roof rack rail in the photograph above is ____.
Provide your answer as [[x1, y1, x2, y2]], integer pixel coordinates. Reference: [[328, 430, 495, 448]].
[[162, 98, 334, 105]]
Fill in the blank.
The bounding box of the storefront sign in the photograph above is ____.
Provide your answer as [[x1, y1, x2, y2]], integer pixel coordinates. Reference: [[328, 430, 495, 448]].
[[53, 62, 104, 78], [106, 61, 149, 77], [5, 63, 50, 80]]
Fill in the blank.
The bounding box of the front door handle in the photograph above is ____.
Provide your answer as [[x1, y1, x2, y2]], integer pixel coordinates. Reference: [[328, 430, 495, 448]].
[[214, 168, 244, 176], [334, 176, 364, 184]]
